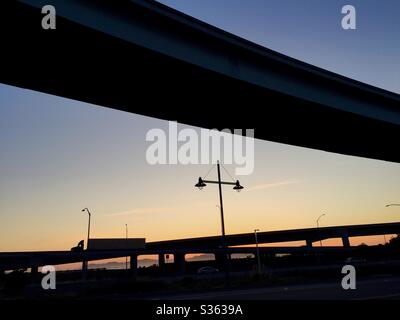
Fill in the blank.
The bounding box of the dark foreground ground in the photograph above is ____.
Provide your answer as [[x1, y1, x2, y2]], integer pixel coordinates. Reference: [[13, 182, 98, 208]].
[[148, 274, 400, 300], [2, 259, 400, 300]]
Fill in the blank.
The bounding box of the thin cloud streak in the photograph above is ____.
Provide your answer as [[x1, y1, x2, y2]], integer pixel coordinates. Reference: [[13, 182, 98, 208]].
[[105, 201, 216, 217], [247, 180, 301, 192], [105, 207, 168, 217]]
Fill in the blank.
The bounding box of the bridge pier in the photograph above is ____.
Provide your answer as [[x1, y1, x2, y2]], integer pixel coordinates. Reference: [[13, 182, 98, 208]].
[[306, 239, 313, 247], [174, 253, 185, 275], [30, 266, 39, 283], [215, 252, 231, 274], [341, 229, 350, 247], [130, 255, 138, 279], [342, 235, 350, 247], [215, 253, 225, 269], [158, 254, 165, 270], [81, 261, 88, 280]]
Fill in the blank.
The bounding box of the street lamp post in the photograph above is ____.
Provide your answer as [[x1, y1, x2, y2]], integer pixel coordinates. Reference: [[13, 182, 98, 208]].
[[125, 224, 128, 270], [385, 205, 399, 244], [254, 229, 261, 274], [316, 213, 325, 247], [195, 161, 243, 285], [82, 208, 92, 250], [81, 208, 92, 274]]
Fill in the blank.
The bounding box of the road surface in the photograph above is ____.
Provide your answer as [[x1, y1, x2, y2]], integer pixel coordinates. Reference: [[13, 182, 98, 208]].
[[150, 275, 400, 300]]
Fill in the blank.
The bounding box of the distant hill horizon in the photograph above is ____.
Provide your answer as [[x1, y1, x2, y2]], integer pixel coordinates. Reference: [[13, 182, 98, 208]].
[[54, 253, 233, 271]]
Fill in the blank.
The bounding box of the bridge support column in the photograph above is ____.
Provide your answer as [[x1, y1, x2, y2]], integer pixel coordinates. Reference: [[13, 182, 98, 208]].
[[0, 270, 5, 282], [342, 235, 350, 247], [81, 260, 88, 280], [215, 252, 231, 274], [306, 239, 313, 247], [31, 266, 39, 283], [158, 254, 165, 270], [174, 253, 185, 275], [130, 255, 138, 279], [341, 229, 350, 247], [215, 253, 225, 269]]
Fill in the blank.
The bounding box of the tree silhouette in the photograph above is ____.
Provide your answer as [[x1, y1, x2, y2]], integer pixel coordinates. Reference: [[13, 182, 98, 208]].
[[388, 234, 400, 247]]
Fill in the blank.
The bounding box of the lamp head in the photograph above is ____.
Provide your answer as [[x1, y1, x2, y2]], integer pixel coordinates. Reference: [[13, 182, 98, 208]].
[[233, 180, 244, 192], [195, 177, 207, 190]]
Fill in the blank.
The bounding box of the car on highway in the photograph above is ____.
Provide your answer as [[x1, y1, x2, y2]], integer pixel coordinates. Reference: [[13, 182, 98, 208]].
[[70, 240, 84, 252], [345, 257, 367, 264], [197, 266, 219, 274]]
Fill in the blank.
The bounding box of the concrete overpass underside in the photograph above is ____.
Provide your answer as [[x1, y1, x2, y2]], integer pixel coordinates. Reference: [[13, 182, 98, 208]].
[[2, 0, 400, 163]]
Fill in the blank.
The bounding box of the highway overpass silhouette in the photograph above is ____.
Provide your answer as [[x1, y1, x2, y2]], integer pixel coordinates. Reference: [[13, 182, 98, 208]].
[[1, 222, 399, 275], [3, 0, 400, 163], [2, 1, 399, 279], [146, 222, 400, 250]]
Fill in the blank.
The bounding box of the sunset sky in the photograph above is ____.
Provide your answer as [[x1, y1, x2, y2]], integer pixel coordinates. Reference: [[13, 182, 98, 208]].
[[1, 0, 399, 253]]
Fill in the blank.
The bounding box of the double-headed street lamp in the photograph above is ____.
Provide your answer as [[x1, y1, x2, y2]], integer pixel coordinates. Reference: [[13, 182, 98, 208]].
[[195, 161, 244, 284], [195, 162, 244, 249]]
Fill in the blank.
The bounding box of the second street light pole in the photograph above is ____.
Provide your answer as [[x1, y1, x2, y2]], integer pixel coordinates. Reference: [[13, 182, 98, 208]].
[[82, 208, 92, 250], [316, 213, 325, 247], [125, 224, 128, 270], [385, 204, 400, 244], [82, 208, 92, 274], [254, 229, 261, 274]]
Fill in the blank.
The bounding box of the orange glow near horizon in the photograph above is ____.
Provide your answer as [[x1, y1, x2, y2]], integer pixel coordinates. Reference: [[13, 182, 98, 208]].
[[1, 84, 400, 253]]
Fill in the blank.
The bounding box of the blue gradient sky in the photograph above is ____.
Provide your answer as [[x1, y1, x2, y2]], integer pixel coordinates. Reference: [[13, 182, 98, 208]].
[[159, 0, 400, 94], [1, 1, 399, 252]]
